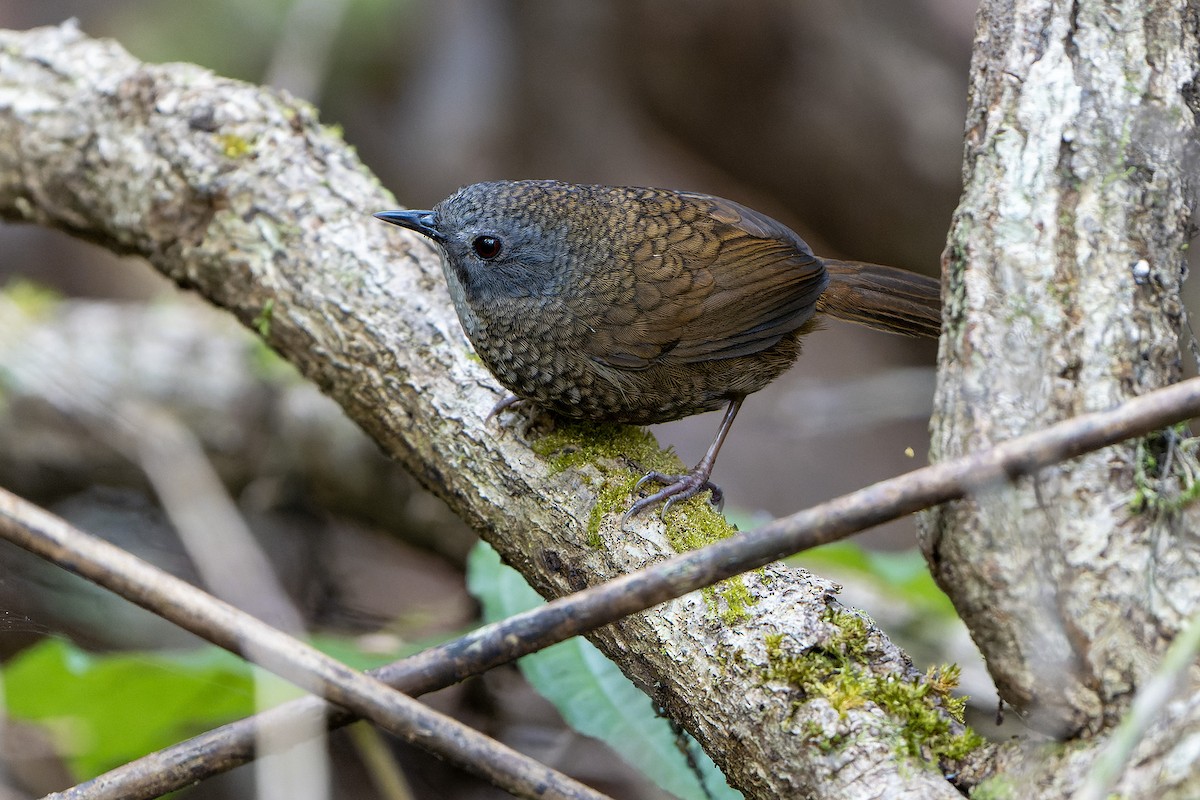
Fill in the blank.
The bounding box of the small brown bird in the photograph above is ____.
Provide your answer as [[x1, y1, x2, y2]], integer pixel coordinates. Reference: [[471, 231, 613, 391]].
[[376, 180, 940, 522]]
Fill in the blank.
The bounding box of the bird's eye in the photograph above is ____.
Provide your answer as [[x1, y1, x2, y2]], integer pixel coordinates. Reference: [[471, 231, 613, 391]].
[[472, 236, 503, 260]]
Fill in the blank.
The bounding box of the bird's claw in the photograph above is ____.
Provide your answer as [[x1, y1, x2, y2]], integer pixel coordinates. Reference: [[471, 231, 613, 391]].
[[486, 394, 524, 422], [620, 470, 724, 529]]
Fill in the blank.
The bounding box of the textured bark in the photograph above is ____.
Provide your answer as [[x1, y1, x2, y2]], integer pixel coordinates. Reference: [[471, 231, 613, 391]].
[[0, 23, 964, 800], [924, 0, 1200, 739]]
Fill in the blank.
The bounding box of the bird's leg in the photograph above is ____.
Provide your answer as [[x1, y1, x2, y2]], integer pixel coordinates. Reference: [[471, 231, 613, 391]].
[[486, 394, 525, 422], [622, 397, 743, 526]]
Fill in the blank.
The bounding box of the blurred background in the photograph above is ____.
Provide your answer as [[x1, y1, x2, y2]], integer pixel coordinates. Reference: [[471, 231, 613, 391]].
[[0, 2, 983, 799]]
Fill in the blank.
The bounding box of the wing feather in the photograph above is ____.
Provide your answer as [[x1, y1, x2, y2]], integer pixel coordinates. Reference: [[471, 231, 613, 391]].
[[581, 190, 827, 370]]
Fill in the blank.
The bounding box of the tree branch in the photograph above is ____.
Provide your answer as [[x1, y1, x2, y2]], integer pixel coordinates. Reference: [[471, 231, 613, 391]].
[[0, 22, 962, 799]]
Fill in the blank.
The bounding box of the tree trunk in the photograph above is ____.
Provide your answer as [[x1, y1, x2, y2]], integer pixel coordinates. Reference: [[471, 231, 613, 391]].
[[923, 0, 1200, 738]]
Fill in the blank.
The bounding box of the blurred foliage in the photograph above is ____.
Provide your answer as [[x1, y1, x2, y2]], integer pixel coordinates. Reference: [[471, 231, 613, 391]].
[[1, 631, 442, 781], [4, 638, 258, 779], [723, 507, 956, 620], [2, 277, 62, 318], [790, 541, 957, 619], [108, 0, 289, 78], [8, 1, 974, 267], [100, 0, 418, 117]]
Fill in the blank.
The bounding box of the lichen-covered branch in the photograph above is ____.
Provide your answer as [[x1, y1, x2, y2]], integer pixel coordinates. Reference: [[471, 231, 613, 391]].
[[924, 0, 1200, 740], [0, 22, 965, 799]]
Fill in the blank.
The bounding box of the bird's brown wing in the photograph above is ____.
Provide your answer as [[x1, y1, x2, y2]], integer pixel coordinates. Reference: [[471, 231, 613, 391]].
[[582, 191, 828, 370]]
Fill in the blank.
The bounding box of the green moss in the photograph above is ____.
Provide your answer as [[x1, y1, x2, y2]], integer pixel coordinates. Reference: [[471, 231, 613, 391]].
[[1130, 424, 1200, 514], [660, 504, 745, 616], [253, 299, 275, 338], [534, 421, 674, 549], [717, 578, 756, 624], [532, 420, 738, 547], [702, 578, 757, 625], [798, 718, 824, 740], [532, 420, 752, 617], [798, 717, 847, 753], [217, 133, 253, 159], [969, 775, 1016, 800], [872, 666, 984, 760], [664, 500, 737, 551], [585, 476, 639, 548], [764, 610, 984, 763], [532, 420, 676, 474], [826, 607, 870, 661], [3, 278, 60, 317]]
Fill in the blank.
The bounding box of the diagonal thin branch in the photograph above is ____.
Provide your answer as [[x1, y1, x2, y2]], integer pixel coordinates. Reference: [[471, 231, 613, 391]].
[[0, 488, 610, 800], [31, 374, 1200, 800]]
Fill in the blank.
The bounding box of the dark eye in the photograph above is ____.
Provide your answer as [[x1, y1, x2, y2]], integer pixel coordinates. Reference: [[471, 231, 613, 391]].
[[472, 235, 502, 259]]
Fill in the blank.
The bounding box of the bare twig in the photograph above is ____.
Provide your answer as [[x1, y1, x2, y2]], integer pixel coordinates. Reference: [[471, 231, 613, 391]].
[[0, 489, 610, 800], [32, 375, 1200, 800]]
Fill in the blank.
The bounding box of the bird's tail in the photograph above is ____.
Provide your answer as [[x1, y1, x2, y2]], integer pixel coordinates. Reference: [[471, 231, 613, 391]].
[[816, 259, 941, 339]]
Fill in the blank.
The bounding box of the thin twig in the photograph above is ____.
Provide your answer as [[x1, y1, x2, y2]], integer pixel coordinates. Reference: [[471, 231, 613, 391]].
[[34, 375, 1200, 800], [0, 491, 610, 800]]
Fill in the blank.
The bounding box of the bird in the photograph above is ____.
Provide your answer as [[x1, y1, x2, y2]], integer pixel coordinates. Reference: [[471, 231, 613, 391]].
[[375, 180, 941, 523]]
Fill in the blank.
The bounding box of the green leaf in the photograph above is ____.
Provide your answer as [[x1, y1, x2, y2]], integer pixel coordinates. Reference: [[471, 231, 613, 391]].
[[1, 628, 484, 782], [467, 541, 742, 800], [3, 638, 257, 779], [787, 541, 958, 618]]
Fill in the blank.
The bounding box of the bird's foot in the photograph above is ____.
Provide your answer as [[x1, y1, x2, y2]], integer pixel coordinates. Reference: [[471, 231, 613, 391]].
[[621, 470, 725, 528], [486, 394, 525, 422]]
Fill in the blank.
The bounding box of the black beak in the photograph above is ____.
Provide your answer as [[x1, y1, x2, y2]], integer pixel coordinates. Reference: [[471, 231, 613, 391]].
[[374, 209, 442, 243]]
